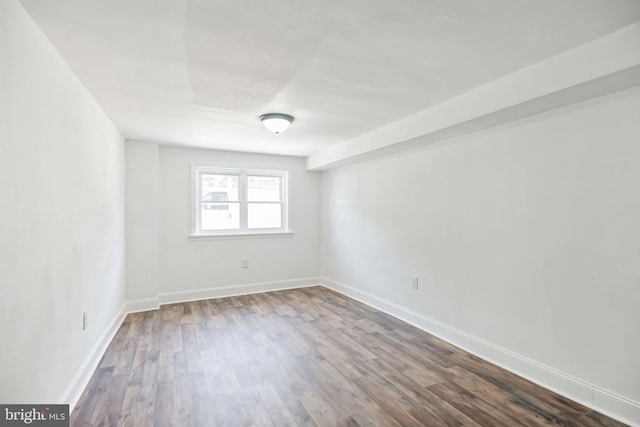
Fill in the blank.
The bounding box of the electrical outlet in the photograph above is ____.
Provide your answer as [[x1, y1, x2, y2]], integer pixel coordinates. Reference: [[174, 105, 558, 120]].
[[82, 311, 88, 331], [411, 276, 419, 290], [241, 258, 249, 268]]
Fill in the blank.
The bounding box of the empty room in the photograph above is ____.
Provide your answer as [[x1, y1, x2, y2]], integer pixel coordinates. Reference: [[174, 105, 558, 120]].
[[1, 0, 639, 426]]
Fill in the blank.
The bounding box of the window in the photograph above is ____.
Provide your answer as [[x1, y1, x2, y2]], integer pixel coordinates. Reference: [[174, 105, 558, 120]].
[[192, 165, 289, 236]]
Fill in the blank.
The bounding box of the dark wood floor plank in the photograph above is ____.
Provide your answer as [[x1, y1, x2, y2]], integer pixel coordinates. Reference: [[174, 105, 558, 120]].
[[447, 365, 558, 426], [414, 388, 484, 427], [256, 381, 298, 427], [428, 381, 527, 427], [70, 286, 629, 427], [579, 411, 629, 427]]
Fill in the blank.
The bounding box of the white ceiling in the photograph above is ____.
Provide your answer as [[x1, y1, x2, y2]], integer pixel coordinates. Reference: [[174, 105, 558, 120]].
[[20, 0, 640, 157]]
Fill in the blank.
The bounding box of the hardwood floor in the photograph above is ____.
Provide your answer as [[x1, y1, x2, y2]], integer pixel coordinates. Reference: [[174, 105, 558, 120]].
[[71, 287, 627, 426]]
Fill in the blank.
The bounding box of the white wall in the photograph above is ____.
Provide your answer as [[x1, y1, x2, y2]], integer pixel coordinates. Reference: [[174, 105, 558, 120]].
[[125, 144, 321, 304], [4, 0, 634, 421], [321, 86, 640, 422], [308, 22, 640, 171], [125, 141, 159, 304], [0, 0, 126, 405]]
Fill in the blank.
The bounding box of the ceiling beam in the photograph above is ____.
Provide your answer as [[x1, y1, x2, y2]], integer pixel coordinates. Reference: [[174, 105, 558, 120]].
[[307, 22, 640, 171]]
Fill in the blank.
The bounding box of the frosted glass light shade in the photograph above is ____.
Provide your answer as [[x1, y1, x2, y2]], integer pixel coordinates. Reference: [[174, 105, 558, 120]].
[[260, 113, 294, 133]]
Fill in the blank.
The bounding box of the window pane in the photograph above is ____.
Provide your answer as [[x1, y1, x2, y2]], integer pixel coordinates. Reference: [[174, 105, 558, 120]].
[[248, 203, 281, 229], [248, 176, 281, 201], [201, 203, 239, 230], [201, 174, 239, 202]]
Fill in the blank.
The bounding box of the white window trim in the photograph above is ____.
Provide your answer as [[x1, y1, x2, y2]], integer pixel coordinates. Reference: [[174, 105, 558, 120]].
[[190, 163, 292, 238]]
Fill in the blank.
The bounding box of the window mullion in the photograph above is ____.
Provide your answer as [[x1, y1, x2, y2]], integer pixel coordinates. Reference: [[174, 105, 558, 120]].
[[196, 171, 204, 234], [192, 166, 288, 236], [240, 173, 248, 231], [280, 173, 286, 230]]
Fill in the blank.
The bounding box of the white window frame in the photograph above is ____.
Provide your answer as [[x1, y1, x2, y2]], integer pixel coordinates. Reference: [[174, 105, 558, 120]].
[[190, 164, 291, 238]]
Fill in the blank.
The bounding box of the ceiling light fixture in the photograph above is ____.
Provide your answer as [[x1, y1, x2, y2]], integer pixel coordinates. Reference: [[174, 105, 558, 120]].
[[259, 113, 294, 134]]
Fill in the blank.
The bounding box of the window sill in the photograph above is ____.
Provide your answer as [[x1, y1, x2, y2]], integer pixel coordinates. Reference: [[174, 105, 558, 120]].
[[188, 231, 294, 240]]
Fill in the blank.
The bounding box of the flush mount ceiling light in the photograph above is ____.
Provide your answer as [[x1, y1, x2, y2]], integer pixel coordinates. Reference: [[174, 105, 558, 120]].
[[259, 113, 294, 134]]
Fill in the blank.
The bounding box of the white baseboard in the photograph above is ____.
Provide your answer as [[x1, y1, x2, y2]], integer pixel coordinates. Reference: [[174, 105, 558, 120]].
[[321, 277, 640, 427], [158, 276, 321, 305], [124, 277, 322, 312], [60, 277, 322, 413], [125, 296, 160, 313], [58, 303, 128, 413], [57, 278, 320, 415], [62, 277, 637, 425]]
